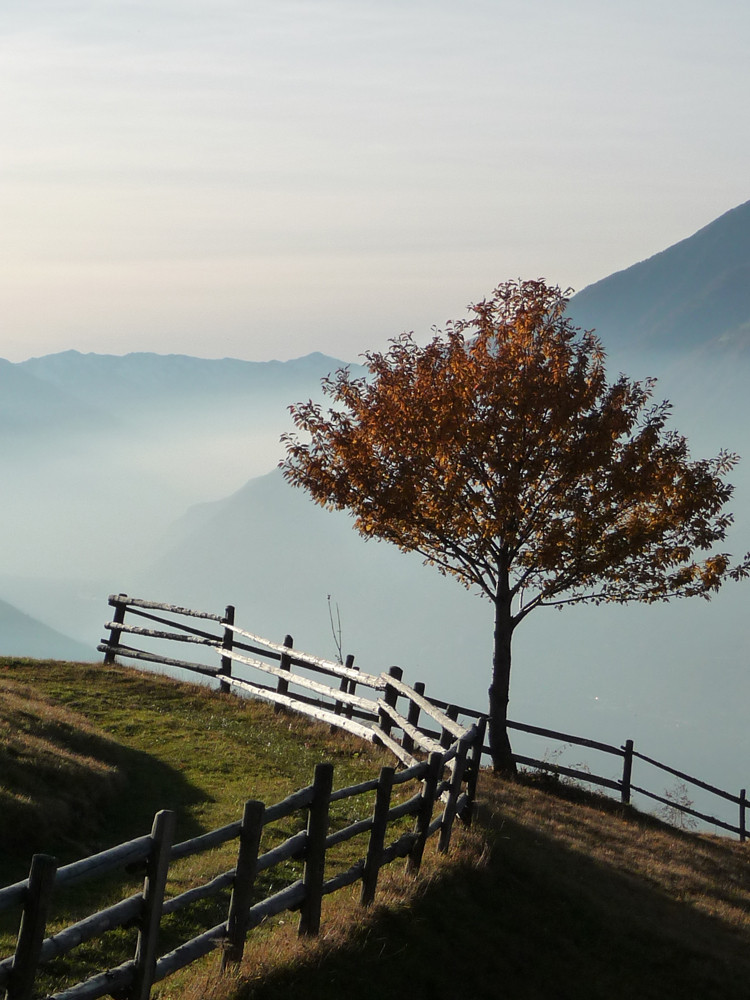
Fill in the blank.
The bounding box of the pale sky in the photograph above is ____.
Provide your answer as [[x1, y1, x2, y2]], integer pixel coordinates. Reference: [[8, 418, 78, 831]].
[[2, 0, 749, 364]]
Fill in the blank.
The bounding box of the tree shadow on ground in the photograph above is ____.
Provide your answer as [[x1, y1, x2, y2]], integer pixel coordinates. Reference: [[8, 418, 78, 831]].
[[0, 675, 209, 884]]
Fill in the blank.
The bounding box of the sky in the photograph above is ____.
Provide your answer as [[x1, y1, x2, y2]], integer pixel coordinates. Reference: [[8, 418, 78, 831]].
[[2, 0, 749, 365]]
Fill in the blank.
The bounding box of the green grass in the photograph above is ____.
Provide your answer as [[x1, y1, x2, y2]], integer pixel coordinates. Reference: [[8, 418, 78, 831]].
[[0, 658, 389, 865]]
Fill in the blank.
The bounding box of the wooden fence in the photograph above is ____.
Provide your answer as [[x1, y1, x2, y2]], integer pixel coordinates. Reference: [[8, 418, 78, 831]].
[[423, 696, 748, 841], [0, 734, 483, 1000], [98, 594, 749, 841], [97, 594, 476, 768], [0, 596, 486, 1000], [3, 591, 744, 998]]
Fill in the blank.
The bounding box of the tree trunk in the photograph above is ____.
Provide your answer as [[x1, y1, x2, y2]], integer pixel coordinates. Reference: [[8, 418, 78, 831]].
[[488, 584, 516, 776]]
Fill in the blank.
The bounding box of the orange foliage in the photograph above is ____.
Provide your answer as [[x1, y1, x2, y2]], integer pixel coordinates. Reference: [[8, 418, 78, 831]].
[[281, 279, 749, 768], [282, 279, 748, 615]]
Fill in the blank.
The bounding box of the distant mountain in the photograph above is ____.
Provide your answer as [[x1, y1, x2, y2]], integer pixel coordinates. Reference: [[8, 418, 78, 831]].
[[569, 199, 750, 359], [0, 349, 360, 467], [15, 350, 353, 425], [0, 358, 114, 440], [0, 598, 94, 661]]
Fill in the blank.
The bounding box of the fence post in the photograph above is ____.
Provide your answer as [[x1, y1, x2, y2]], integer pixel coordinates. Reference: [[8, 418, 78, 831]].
[[219, 605, 235, 694], [621, 740, 634, 805], [461, 716, 487, 826], [402, 681, 425, 755], [222, 800, 265, 968], [274, 635, 293, 713], [378, 667, 403, 738], [130, 810, 176, 1000], [360, 766, 395, 906], [344, 656, 359, 720], [740, 788, 747, 843], [439, 737, 470, 853], [298, 762, 333, 937], [407, 751, 442, 876], [6, 853, 57, 1000], [104, 594, 128, 664], [332, 654, 356, 729], [440, 704, 459, 749]]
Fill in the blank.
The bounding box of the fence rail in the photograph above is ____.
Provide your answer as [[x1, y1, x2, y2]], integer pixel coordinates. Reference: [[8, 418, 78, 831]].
[[420, 696, 748, 840]]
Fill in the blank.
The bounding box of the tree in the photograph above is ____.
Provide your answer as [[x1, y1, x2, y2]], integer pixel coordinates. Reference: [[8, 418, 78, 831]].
[[281, 279, 749, 773]]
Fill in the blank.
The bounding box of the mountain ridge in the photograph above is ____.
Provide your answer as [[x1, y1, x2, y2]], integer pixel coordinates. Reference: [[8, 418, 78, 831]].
[[569, 198, 750, 357], [0, 598, 94, 660], [13, 350, 357, 418]]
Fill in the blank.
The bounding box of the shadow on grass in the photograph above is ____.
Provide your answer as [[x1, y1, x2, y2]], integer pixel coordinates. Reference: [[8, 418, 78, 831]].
[[0, 693, 213, 993], [234, 783, 750, 1000], [0, 704, 209, 886]]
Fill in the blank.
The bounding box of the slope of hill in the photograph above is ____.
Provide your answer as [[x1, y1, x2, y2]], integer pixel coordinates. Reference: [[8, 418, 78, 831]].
[[0, 657, 391, 875], [224, 775, 750, 1000], [569, 198, 750, 358], [0, 657, 399, 997], [3, 659, 750, 1000]]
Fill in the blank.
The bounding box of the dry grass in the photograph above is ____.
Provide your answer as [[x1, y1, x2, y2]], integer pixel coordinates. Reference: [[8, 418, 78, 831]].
[[176, 773, 750, 1000], [489, 773, 750, 932], [161, 822, 489, 1000]]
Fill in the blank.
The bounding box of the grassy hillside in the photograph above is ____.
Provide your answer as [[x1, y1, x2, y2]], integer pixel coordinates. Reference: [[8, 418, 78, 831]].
[[2, 658, 750, 1000]]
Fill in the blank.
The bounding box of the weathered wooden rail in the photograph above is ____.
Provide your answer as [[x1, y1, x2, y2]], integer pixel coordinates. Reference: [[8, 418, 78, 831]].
[[424, 696, 748, 840], [0, 730, 482, 1000], [97, 594, 748, 840], [97, 594, 477, 767]]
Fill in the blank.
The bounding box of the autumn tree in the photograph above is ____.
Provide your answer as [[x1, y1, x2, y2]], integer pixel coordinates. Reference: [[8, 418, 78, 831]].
[[281, 279, 749, 773]]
